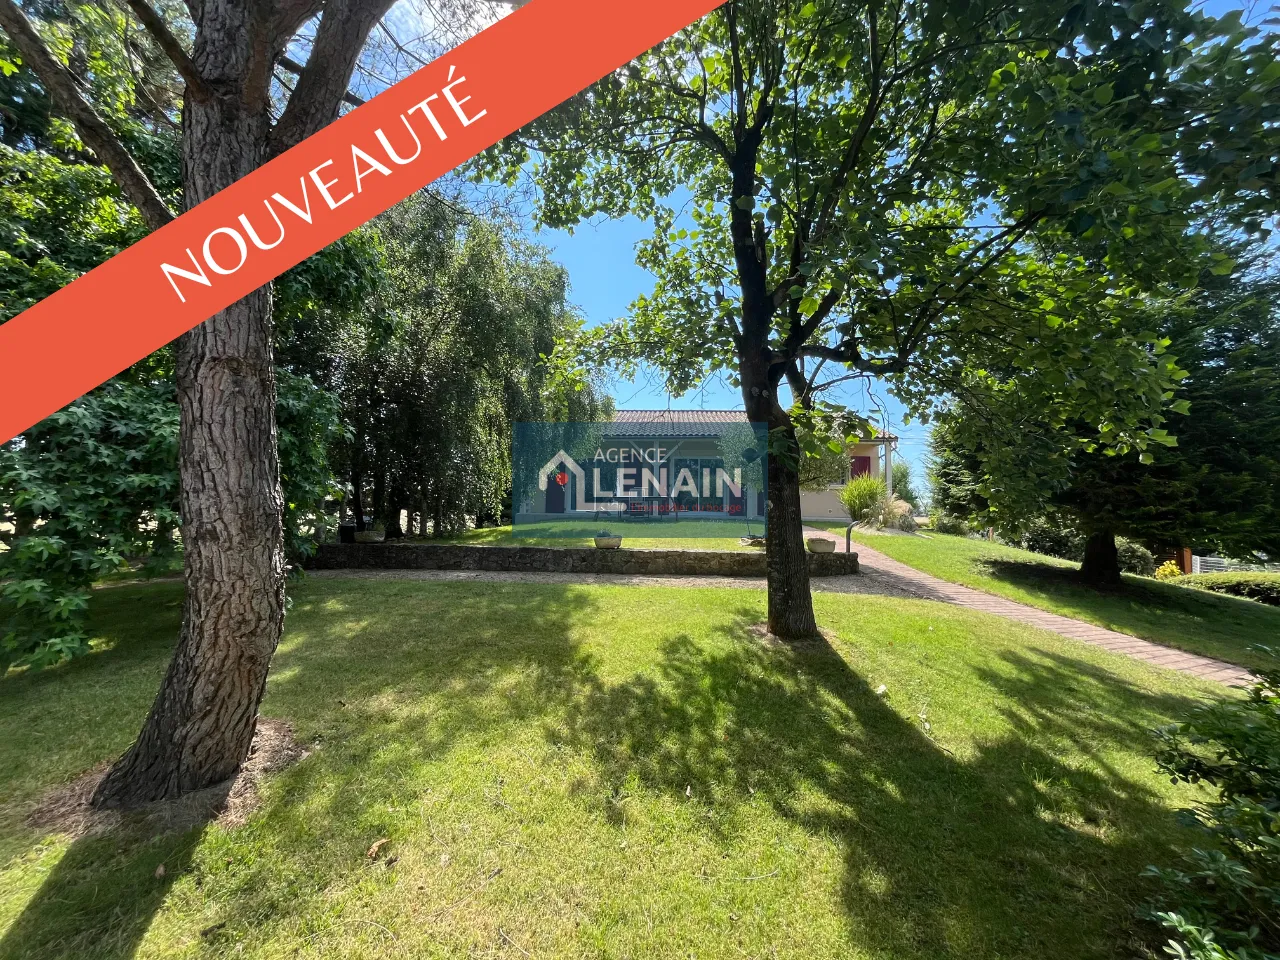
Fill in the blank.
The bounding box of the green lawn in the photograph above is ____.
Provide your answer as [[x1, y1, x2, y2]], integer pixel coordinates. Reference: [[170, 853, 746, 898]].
[[0, 578, 1228, 958], [425, 521, 761, 552], [818, 527, 1280, 673]]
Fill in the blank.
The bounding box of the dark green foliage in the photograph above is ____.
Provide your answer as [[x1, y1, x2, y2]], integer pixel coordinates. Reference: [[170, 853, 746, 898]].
[[929, 512, 971, 536], [892, 462, 921, 512], [1118, 539, 1157, 578], [1180, 574, 1280, 608], [1145, 649, 1280, 958], [0, 379, 179, 667], [275, 370, 347, 565], [1014, 516, 1085, 561], [932, 275, 1280, 567]]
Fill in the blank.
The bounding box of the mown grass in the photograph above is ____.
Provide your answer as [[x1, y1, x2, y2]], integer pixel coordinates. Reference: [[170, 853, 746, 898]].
[[0, 577, 1230, 959], [814, 526, 1280, 673], [425, 521, 761, 552]]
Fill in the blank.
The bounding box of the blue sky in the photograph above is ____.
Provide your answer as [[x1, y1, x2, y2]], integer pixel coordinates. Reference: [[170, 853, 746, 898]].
[[521, 0, 1267, 490], [529, 217, 937, 485]]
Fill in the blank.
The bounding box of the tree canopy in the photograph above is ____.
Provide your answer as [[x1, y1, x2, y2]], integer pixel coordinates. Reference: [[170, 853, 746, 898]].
[[931, 272, 1280, 572], [486, 0, 1280, 634]]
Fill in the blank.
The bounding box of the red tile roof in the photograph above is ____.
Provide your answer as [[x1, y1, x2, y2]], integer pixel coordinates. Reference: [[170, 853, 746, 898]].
[[610, 409, 896, 441]]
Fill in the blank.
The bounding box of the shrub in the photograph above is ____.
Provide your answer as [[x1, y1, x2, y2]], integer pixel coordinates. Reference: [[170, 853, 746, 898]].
[[1180, 573, 1280, 607], [839, 475, 887, 525], [1144, 647, 1280, 959], [1117, 538, 1157, 577], [1155, 560, 1184, 581], [0, 380, 179, 669], [1014, 516, 1084, 561], [869, 495, 918, 532], [930, 511, 970, 536], [891, 461, 922, 511]]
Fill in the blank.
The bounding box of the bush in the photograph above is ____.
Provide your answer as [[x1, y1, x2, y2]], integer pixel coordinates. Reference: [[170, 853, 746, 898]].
[[0, 380, 179, 669], [1180, 573, 1280, 607], [1014, 516, 1084, 561], [1144, 647, 1280, 959], [871, 496, 918, 532], [839, 474, 887, 525], [930, 511, 970, 536], [1117, 538, 1157, 577], [1155, 560, 1184, 581]]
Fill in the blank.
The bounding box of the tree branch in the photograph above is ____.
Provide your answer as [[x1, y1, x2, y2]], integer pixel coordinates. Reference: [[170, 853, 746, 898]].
[[268, 0, 396, 155], [278, 53, 365, 106], [118, 0, 211, 102], [0, 0, 174, 230]]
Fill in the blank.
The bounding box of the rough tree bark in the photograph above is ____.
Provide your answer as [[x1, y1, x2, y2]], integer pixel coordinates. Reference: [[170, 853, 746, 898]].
[[1079, 529, 1122, 585], [0, 0, 407, 807], [92, 0, 285, 807]]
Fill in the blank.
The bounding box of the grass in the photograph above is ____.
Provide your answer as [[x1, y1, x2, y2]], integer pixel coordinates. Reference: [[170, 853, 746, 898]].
[[0, 577, 1231, 959], [424, 521, 762, 552], [814, 526, 1280, 673]]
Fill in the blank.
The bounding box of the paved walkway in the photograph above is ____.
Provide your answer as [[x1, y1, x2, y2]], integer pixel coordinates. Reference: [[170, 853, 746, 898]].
[[804, 527, 1254, 687]]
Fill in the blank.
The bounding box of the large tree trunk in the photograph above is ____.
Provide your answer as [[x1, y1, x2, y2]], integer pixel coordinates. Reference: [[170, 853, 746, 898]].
[[93, 4, 283, 808], [1079, 529, 1122, 586], [743, 373, 818, 639]]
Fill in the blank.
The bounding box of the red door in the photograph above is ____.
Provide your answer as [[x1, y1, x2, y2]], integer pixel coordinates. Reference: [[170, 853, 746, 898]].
[[851, 455, 872, 478]]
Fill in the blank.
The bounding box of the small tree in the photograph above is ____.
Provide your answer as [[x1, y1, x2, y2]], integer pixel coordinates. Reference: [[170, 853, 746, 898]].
[[491, 0, 1279, 637], [933, 274, 1280, 583]]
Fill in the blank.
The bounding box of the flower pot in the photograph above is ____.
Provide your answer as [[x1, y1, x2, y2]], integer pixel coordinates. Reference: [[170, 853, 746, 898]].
[[355, 530, 386, 544], [594, 536, 622, 549], [806, 536, 836, 554]]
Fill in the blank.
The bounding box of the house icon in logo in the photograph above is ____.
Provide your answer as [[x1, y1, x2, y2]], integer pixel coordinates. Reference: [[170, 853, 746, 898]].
[[538, 450, 588, 511]]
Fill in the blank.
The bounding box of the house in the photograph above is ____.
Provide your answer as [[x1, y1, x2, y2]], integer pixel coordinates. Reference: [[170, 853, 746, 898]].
[[798, 433, 899, 523], [518, 410, 767, 522], [516, 409, 896, 526]]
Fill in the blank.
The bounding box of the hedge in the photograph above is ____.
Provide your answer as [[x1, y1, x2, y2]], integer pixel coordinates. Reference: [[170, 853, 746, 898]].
[[1179, 572, 1280, 606]]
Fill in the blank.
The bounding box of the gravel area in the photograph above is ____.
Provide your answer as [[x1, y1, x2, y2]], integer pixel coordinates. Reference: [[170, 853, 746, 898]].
[[305, 567, 925, 598]]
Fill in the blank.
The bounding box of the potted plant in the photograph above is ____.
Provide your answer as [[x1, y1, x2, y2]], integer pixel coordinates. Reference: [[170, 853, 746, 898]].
[[594, 529, 622, 549], [806, 535, 836, 553]]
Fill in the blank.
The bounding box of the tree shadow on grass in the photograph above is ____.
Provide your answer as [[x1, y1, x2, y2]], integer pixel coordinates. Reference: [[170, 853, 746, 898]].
[[0, 823, 206, 960], [2, 581, 1208, 958], [552, 606, 1202, 958], [0, 580, 602, 959]]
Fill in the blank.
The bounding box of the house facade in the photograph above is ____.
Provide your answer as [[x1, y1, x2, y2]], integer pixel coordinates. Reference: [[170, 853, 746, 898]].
[[518, 411, 766, 523], [517, 410, 896, 527]]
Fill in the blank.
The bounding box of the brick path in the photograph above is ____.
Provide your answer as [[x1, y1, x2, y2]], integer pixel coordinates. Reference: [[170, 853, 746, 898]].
[[805, 527, 1254, 687]]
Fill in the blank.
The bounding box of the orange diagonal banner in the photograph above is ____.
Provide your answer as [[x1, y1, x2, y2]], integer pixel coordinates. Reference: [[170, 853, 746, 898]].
[[0, 0, 719, 444]]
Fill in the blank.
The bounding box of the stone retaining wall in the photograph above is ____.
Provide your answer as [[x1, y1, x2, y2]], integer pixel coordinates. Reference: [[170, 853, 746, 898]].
[[308, 543, 859, 577]]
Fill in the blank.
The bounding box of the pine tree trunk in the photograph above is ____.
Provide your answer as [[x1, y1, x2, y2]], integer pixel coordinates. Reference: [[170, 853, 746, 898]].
[[92, 4, 283, 808], [1079, 529, 1121, 585]]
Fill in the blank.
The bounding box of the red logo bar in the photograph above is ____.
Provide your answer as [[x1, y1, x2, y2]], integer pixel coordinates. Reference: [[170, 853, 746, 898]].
[[0, 0, 719, 444]]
